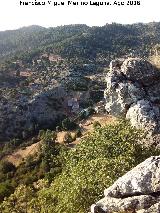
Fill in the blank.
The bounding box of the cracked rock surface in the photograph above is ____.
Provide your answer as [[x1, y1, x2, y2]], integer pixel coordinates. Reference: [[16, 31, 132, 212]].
[[91, 156, 160, 213], [104, 58, 160, 135]]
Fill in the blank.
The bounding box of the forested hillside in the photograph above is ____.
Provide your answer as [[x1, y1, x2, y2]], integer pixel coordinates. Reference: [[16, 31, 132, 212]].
[[1, 22, 160, 64], [1, 22, 160, 212], [0, 120, 159, 213], [0, 24, 89, 61]]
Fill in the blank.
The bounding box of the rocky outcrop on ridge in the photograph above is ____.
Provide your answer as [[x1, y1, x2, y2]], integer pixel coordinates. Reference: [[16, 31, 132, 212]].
[[104, 58, 160, 135], [91, 156, 160, 213]]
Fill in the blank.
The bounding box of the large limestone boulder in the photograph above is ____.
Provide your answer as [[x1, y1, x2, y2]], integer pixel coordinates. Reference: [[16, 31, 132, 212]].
[[92, 195, 159, 213], [104, 156, 160, 198], [105, 82, 146, 116], [104, 58, 160, 134], [121, 58, 160, 86], [91, 156, 160, 213], [126, 100, 160, 134]]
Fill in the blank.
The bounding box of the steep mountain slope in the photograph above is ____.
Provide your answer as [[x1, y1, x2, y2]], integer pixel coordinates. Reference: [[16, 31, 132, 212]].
[[1, 22, 160, 63], [0, 24, 89, 61], [54, 22, 160, 62], [1, 22, 160, 211]]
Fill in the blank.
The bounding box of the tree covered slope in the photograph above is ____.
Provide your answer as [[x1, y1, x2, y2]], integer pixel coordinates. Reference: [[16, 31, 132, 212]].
[[0, 22, 160, 63]]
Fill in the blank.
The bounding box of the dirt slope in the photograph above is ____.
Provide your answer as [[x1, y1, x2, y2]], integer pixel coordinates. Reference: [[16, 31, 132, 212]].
[[5, 142, 40, 167], [5, 114, 116, 166]]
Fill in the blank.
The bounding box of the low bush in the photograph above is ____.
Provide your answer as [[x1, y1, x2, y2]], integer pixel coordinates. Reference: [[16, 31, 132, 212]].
[[1, 120, 160, 213]]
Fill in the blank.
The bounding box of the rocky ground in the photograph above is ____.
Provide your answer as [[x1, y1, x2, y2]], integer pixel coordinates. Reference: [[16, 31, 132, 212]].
[[91, 156, 160, 213], [0, 54, 106, 141]]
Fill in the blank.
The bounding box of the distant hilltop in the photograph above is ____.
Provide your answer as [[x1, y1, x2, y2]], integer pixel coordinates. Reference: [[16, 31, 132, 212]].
[[1, 22, 160, 64]]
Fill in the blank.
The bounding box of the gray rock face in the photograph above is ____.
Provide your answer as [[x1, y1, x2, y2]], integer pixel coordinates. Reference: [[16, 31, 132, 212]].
[[105, 82, 146, 116], [104, 58, 160, 134], [104, 156, 160, 198], [91, 156, 160, 213], [126, 100, 160, 134], [121, 58, 160, 86], [92, 195, 159, 213]]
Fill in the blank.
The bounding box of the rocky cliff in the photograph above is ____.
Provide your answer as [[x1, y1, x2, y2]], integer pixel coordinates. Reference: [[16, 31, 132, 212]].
[[104, 58, 160, 135], [0, 87, 67, 140], [91, 156, 160, 213]]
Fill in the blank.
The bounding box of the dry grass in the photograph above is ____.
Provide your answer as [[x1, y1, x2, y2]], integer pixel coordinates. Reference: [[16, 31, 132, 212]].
[[4, 142, 40, 166], [4, 114, 116, 166], [149, 55, 160, 69]]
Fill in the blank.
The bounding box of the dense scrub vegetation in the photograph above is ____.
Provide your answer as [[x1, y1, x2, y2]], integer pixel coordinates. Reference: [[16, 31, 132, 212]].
[[1, 22, 160, 64], [1, 22, 160, 213], [0, 120, 159, 213], [0, 130, 66, 203], [0, 25, 89, 62]]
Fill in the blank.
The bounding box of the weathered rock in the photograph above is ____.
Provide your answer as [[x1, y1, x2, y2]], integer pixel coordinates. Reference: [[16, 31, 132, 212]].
[[91, 194, 159, 213], [147, 82, 160, 103], [104, 58, 160, 134], [105, 82, 145, 116], [126, 100, 160, 134], [121, 58, 160, 86], [91, 156, 160, 213], [137, 202, 160, 213], [104, 156, 160, 198]]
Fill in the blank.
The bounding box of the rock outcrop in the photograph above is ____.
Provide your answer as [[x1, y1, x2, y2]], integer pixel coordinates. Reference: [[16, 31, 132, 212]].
[[0, 87, 67, 140], [91, 156, 160, 213], [104, 58, 160, 134]]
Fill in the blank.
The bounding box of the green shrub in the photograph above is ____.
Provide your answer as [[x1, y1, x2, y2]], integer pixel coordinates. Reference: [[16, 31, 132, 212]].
[[1, 120, 160, 213], [61, 118, 77, 130], [64, 132, 73, 144], [80, 99, 93, 108], [77, 107, 95, 121], [0, 182, 14, 202], [75, 129, 82, 138], [36, 120, 159, 213], [64, 77, 90, 91], [93, 121, 101, 129], [38, 129, 57, 142], [0, 161, 16, 174]]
